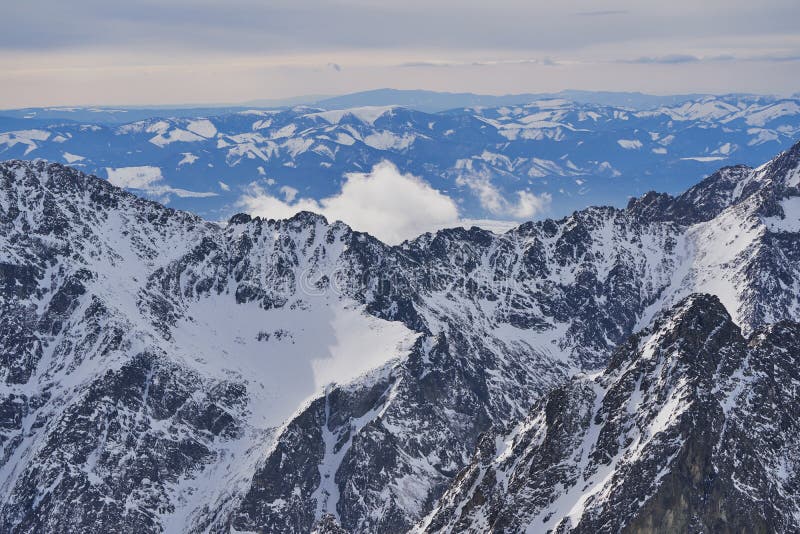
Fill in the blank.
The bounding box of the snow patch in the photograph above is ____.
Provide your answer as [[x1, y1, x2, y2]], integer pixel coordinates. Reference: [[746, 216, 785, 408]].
[[617, 139, 643, 150], [63, 152, 85, 163], [178, 153, 199, 166], [185, 119, 217, 138], [106, 166, 163, 189], [307, 106, 395, 126]]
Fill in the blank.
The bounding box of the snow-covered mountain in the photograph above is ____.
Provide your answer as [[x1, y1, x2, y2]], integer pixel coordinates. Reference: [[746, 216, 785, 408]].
[[1, 94, 799, 222], [418, 294, 800, 533], [0, 138, 800, 532]]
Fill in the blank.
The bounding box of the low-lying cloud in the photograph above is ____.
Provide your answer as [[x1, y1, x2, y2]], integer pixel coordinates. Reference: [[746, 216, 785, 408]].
[[238, 163, 554, 243], [456, 174, 552, 219], [238, 162, 462, 244]]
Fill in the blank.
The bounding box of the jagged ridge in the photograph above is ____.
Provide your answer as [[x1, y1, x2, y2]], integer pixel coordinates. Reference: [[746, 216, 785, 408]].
[[0, 139, 799, 533], [419, 294, 800, 533]]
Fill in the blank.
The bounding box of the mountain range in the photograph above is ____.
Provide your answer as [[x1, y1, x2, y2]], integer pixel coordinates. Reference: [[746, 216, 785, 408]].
[[0, 89, 718, 122], [1, 92, 799, 225], [1, 134, 799, 532]]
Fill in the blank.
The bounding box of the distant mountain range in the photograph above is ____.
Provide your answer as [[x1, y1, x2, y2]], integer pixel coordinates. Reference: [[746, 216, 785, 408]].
[[1, 92, 799, 225], [0, 89, 747, 122], [309, 89, 714, 113]]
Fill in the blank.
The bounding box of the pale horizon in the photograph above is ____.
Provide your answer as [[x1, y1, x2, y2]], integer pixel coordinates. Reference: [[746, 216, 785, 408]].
[[3, 86, 800, 112], [2, 0, 799, 108]]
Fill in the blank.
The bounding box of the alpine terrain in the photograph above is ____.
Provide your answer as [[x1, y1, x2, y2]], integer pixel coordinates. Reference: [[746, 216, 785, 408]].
[[2, 93, 800, 220], [1, 138, 800, 533]]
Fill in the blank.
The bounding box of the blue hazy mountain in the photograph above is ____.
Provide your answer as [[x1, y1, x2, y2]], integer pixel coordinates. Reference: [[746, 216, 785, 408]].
[[1, 93, 798, 222], [2, 89, 714, 122], [312, 88, 711, 112], [0, 106, 255, 125]]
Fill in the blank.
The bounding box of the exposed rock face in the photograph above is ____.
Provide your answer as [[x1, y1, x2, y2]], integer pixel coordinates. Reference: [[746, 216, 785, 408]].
[[419, 294, 800, 533], [0, 139, 799, 533]]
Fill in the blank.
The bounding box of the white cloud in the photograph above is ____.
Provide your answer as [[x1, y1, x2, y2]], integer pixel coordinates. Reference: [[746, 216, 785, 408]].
[[238, 162, 462, 244], [218, 180, 230, 191], [238, 163, 550, 243], [280, 185, 298, 202], [457, 174, 505, 214], [456, 174, 551, 219], [512, 190, 552, 219]]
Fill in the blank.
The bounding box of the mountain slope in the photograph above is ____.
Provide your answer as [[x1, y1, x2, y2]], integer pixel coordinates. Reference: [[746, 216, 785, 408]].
[[0, 161, 426, 532], [219, 140, 800, 533], [0, 139, 799, 532], [628, 140, 800, 332], [417, 294, 800, 533]]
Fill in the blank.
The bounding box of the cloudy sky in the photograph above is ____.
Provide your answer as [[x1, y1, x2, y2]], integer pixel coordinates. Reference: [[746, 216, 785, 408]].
[[2, 0, 799, 107]]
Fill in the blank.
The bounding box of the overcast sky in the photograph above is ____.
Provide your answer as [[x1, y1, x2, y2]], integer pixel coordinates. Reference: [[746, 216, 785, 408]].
[[2, 0, 799, 108]]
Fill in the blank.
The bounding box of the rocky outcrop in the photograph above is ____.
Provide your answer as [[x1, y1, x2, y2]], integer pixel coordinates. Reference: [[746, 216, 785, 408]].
[[0, 140, 799, 532], [420, 295, 800, 533]]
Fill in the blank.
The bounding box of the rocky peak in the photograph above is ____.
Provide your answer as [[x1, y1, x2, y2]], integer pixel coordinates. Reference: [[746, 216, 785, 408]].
[[227, 212, 253, 225], [625, 140, 800, 227], [3, 141, 800, 533], [287, 209, 330, 226], [606, 293, 744, 379], [419, 294, 800, 533], [764, 138, 800, 182], [626, 165, 754, 225]]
